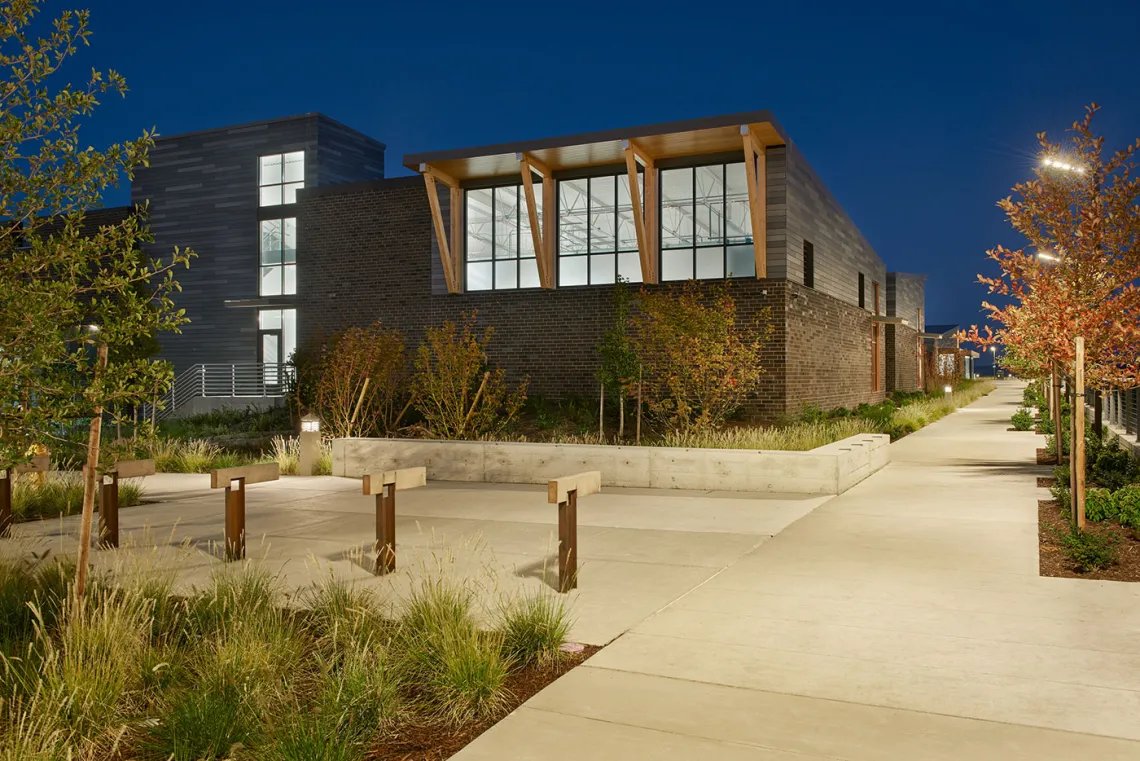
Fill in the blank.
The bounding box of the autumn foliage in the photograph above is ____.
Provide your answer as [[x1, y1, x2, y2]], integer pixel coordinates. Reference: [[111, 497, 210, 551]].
[[628, 281, 771, 434], [960, 105, 1140, 388]]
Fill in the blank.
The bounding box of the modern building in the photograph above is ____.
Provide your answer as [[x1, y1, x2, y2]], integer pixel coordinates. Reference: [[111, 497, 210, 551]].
[[924, 324, 979, 381], [109, 110, 928, 420]]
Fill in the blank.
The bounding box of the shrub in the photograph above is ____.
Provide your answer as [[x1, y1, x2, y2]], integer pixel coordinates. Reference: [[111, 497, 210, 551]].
[[1092, 445, 1139, 492], [497, 590, 573, 667], [1115, 484, 1140, 529], [1084, 488, 1117, 522], [1050, 479, 1071, 509], [411, 313, 527, 440], [314, 322, 410, 438], [1057, 523, 1119, 572], [1011, 408, 1034, 431], [629, 281, 772, 434], [1053, 464, 1070, 489]]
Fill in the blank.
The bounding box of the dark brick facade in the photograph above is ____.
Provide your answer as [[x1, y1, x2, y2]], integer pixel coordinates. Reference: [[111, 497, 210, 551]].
[[297, 179, 898, 421], [885, 324, 920, 393]]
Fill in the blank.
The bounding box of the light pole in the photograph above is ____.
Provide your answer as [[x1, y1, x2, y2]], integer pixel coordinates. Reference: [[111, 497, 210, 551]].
[[990, 345, 997, 378], [299, 413, 321, 476]]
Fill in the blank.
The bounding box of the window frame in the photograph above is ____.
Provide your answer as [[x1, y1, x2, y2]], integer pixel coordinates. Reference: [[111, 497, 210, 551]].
[[258, 217, 297, 296], [258, 151, 305, 207], [463, 183, 541, 292], [556, 171, 642, 287], [803, 240, 815, 289], [657, 160, 755, 283]]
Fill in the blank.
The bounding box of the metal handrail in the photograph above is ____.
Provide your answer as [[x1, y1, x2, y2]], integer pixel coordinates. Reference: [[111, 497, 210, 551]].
[[144, 363, 293, 421]]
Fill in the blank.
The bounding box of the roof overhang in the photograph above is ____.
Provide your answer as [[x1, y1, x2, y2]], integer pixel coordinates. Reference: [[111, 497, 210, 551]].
[[403, 110, 788, 183]]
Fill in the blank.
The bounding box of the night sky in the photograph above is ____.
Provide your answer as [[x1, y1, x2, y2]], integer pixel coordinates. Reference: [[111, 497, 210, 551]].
[[72, 0, 1140, 332]]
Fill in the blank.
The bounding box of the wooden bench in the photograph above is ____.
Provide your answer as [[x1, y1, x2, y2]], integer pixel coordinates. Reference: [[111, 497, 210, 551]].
[[210, 463, 280, 560], [362, 466, 426, 575], [98, 459, 156, 549], [547, 471, 601, 592], [0, 455, 52, 537]]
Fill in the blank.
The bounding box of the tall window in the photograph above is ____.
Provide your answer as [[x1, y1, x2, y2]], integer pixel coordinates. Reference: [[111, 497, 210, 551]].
[[871, 281, 881, 392], [557, 173, 643, 286], [259, 151, 305, 206], [465, 185, 541, 291], [803, 240, 815, 288], [858, 272, 866, 308], [259, 218, 296, 296], [659, 162, 754, 281]]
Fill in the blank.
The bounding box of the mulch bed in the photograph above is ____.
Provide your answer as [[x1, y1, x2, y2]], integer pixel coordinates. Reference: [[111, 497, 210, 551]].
[[1037, 476, 1055, 488], [369, 645, 601, 760], [1038, 499, 1140, 582], [1037, 448, 1058, 465]]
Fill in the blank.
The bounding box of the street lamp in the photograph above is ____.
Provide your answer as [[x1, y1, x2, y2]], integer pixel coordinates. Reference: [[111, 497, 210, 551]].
[[944, 384, 953, 399], [1041, 156, 1085, 174], [1037, 250, 1059, 263], [990, 346, 998, 378]]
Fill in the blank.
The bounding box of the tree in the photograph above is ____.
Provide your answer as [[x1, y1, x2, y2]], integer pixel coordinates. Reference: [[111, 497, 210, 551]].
[[628, 281, 772, 434], [0, 1, 193, 597], [960, 105, 1140, 530], [313, 322, 410, 438], [596, 277, 639, 438], [411, 313, 527, 440]]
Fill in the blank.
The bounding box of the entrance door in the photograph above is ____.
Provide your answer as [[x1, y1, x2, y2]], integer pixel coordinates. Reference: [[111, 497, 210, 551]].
[[261, 329, 282, 387]]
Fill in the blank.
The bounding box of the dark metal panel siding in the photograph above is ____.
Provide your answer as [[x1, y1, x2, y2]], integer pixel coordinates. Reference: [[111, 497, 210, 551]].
[[886, 272, 925, 330], [132, 115, 324, 374], [314, 116, 387, 186], [784, 143, 886, 309]]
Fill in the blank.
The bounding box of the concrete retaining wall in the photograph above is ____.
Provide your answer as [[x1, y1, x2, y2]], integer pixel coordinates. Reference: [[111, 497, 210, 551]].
[[332, 433, 890, 495]]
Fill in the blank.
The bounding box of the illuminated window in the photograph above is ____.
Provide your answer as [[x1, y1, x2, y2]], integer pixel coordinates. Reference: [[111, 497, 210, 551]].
[[259, 218, 296, 295], [465, 184, 540, 291], [659, 161, 754, 281], [259, 151, 305, 206], [557, 172, 643, 286]]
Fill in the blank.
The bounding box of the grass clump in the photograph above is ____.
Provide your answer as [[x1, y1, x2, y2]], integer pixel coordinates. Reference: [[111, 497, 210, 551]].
[[662, 418, 879, 451], [269, 435, 333, 476], [11, 473, 143, 522], [498, 590, 572, 667]]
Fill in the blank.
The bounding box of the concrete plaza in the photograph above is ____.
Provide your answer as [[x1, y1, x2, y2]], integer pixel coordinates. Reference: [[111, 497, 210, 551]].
[[14, 381, 1140, 757]]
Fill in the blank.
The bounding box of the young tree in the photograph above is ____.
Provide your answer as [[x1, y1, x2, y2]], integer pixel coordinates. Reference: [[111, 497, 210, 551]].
[[0, 2, 192, 597], [961, 105, 1140, 528], [597, 278, 639, 438], [628, 281, 772, 434], [313, 322, 410, 438]]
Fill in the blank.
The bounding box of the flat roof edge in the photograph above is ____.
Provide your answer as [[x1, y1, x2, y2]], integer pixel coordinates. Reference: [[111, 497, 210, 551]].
[[402, 109, 788, 169]]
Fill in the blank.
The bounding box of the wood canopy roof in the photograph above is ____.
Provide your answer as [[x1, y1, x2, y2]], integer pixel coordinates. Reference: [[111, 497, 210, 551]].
[[403, 110, 788, 182]]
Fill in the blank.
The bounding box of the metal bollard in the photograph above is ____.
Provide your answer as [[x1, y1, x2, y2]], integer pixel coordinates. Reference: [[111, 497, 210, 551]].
[[375, 482, 396, 575], [558, 488, 578, 593], [224, 477, 246, 561], [99, 472, 120, 548]]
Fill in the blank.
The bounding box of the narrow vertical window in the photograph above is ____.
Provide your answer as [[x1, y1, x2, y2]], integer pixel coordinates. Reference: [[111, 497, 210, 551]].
[[803, 241, 815, 288], [858, 272, 866, 309]]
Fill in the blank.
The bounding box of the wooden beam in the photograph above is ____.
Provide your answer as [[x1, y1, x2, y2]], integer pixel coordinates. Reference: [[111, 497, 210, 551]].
[[623, 139, 658, 284], [362, 466, 427, 495], [419, 162, 460, 189], [424, 172, 458, 293], [519, 155, 554, 289], [449, 184, 463, 290], [548, 470, 602, 504], [210, 462, 279, 489], [741, 126, 768, 279], [624, 146, 650, 282]]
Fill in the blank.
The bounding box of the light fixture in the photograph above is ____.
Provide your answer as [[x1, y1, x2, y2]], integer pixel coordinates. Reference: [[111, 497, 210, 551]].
[[86, 324, 100, 333], [301, 414, 321, 433], [944, 385, 953, 394], [1037, 250, 1059, 262]]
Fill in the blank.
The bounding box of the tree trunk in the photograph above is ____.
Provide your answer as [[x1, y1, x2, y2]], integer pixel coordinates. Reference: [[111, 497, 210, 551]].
[[618, 392, 625, 439], [636, 367, 643, 446], [1052, 362, 1063, 464], [1074, 337, 1086, 530], [599, 383, 604, 439], [1093, 390, 1102, 439], [75, 343, 108, 600]]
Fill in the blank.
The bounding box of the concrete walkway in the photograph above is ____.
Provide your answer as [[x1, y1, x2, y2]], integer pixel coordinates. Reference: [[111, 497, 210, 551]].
[[455, 382, 1140, 760]]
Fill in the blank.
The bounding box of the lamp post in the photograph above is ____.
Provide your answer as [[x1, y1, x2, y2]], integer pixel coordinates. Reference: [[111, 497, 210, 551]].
[[944, 384, 953, 400], [299, 414, 321, 477], [990, 345, 997, 378]]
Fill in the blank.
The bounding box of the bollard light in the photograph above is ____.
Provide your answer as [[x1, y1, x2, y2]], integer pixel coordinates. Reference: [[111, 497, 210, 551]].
[[299, 414, 321, 476]]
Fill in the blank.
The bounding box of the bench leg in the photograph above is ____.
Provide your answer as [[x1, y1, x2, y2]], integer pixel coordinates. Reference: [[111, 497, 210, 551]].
[[375, 485, 396, 575], [99, 473, 119, 549], [0, 473, 10, 539], [225, 479, 246, 561], [558, 489, 578, 593]]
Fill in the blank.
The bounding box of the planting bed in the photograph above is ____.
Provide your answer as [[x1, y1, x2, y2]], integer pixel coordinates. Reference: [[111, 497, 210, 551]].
[[372, 645, 600, 761], [1038, 499, 1140, 582]]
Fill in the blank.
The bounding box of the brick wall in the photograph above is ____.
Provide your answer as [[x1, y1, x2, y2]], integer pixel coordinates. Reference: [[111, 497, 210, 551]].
[[885, 324, 920, 393], [298, 178, 887, 421], [783, 281, 884, 415]]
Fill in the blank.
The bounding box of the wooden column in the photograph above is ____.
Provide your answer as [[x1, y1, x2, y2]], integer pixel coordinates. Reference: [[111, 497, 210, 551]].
[[1074, 338, 1086, 530], [622, 140, 658, 284], [741, 125, 768, 279], [421, 164, 463, 294], [518, 153, 555, 289]]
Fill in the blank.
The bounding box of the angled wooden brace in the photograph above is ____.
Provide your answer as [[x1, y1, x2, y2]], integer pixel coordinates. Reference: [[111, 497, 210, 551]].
[[741, 125, 768, 279], [421, 163, 463, 293], [517, 152, 556, 289], [622, 139, 659, 284]]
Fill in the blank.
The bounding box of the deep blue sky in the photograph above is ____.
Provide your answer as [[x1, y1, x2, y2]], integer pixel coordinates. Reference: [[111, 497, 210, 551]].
[[72, 0, 1140, 327]]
